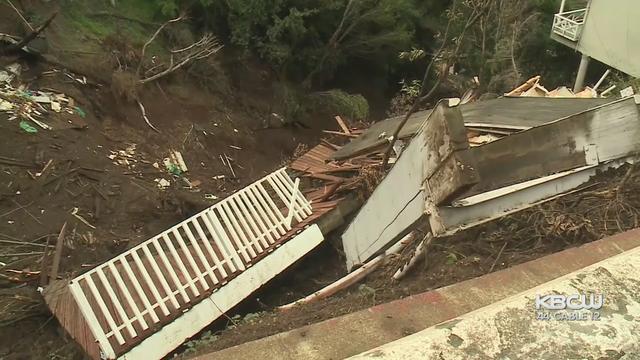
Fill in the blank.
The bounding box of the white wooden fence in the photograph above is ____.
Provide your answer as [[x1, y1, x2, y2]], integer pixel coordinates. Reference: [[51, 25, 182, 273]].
[[68, 168, 312, 358]]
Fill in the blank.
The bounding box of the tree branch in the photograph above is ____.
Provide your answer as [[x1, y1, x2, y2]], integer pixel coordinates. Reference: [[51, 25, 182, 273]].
[[1, 11, 57, 55], [136, 14, 184, 77], [381, 1, 487, 169]]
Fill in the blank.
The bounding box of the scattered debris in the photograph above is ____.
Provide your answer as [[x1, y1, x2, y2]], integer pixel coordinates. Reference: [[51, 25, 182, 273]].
[[0, 63, 85, 130], [506, 75, 603, 98], [220, 153, 236, 178], [155, 178, 171, 189], [109, 144, 138, 169], [19, 120, 37, 133], [163, 150, 188, 175], [70, 207, 96, 229]]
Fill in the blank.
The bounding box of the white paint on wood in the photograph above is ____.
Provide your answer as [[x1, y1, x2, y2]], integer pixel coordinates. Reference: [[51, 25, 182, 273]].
[[434, 156, 636, 236], [341, 126, 427, 270], [69, 280, 117, 359], [65, 168, 311, 357], [119, 225, 324, 360]]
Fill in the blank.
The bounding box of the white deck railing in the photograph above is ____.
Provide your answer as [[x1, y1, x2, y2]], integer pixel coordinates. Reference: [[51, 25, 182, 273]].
[[552, 8, 587, 41], [68, 168, 312, 358]]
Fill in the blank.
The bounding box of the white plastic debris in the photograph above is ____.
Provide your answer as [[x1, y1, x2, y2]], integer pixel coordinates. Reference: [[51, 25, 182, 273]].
[[163, 150, 188, 174], [155, 178, 171, 189], [0, 99, 14, 111], [51, 101, 61, 112], [620, 86, 635, 98]]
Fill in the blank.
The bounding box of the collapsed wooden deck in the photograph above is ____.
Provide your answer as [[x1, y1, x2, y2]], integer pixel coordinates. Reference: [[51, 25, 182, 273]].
[[342, 96, 640, 269], [44, 168, 336, 359]]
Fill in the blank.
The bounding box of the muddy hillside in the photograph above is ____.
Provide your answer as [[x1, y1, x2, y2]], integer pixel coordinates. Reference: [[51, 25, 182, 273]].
[[1, 1, 638, 360]]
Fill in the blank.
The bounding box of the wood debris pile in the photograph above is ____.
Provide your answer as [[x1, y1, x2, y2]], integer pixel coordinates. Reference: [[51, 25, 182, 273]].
[[291, 116, 387, 203], [0, 63, 87, 131], [506, 75, 606, 98]]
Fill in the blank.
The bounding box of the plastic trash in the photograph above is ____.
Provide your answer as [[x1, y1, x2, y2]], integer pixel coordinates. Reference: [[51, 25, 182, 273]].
[[19, 120, 38, 133]]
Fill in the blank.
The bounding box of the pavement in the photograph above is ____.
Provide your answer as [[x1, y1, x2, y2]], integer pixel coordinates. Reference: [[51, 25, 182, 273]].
[[194, 228, 640, 360], [352, 243, 640, 359]]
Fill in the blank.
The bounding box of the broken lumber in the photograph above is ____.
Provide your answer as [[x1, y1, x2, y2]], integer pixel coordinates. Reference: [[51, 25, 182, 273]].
[[49, 222, 67, 282], [335, 116, 351, 135], [393, 233, 433, 280], [506, 75, 540, 96], [278, 232, 415, 310], [322, 130, 358, 138]]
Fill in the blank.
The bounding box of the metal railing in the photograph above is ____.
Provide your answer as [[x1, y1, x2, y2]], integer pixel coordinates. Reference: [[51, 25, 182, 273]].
[[552, 8, 587, 41], [68, 168, 312, 358]]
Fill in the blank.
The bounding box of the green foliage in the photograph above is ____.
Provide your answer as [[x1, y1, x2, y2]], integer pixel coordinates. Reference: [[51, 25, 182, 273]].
[[190, 0, 423, 83], [399, 48, 426, 62], [308, 89, 370, 120]]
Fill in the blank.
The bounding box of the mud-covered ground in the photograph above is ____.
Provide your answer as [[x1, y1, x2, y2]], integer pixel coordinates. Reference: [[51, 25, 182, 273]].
[[0, 12, 330, 359]]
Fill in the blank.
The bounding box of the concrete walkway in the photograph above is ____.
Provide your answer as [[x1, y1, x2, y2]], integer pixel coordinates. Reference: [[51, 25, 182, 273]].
[[351, 244, 640, 359], [194, 228, 640, 360]]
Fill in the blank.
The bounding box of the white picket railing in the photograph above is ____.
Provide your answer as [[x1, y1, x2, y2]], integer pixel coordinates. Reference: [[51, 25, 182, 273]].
[[552, 8, 587, 41], [68, 168, 312, 358]]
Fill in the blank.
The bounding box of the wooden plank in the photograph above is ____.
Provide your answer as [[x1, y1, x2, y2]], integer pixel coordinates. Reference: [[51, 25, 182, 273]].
[[49, 222, 67, 282], [331, 98, 614, 161], [335, 116, 351, 135], [464, 97, 640, 196], [322, 130, 358, 138]]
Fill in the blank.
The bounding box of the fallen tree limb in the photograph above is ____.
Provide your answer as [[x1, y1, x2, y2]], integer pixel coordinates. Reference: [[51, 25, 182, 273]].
[[6, 0, 34, 31], [0, 11, 57, 55], [136, 14, 184, 77], [135, 15, 223, 85], [137, 100, 160, 133], [278, 231, 416, 311]]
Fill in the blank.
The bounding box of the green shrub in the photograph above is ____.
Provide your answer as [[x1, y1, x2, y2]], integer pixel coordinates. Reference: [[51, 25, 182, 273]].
[[307, 89, 369, 120]]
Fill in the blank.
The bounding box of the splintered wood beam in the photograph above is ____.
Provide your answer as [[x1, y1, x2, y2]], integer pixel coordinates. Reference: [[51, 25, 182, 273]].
[[49, 221, 67, 282], [335, 116, 351, 135], [422, 102, 470, 179]]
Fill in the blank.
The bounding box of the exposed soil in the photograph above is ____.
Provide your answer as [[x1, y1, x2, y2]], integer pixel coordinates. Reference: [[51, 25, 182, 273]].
[[2, 4, 639, 360], [183, 164, 640, 357], [0, 38, 330, 360]]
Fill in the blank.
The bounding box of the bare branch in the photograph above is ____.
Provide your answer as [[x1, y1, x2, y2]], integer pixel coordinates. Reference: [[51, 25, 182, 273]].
[[138, 34, 223, 84], [5, 0, 34, 31], [136, 14, 184, 77], [1, 11, 57, 55], [381, 1, 488, 168], [137, 100, 160, 133]]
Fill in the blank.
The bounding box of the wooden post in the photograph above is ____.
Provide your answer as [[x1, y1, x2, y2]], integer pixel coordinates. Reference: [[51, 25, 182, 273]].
[[49, 222, 67, 282]]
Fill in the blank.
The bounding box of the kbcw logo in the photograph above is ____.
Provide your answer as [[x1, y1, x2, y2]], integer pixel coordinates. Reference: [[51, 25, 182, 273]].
[[535, 293, 604, 310]]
